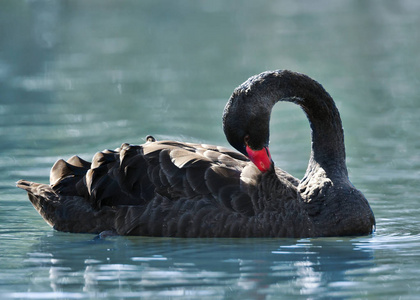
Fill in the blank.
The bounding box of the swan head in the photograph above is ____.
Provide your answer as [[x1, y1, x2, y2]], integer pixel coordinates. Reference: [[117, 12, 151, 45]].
[[223, 83, 274, 173]]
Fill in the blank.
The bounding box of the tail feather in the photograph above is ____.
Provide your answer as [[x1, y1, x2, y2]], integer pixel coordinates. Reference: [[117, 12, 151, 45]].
[[16, 180, 115, 233]]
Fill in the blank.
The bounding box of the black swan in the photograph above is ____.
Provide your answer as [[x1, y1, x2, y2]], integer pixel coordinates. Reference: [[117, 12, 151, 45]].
[[17, 70, 375, 237]]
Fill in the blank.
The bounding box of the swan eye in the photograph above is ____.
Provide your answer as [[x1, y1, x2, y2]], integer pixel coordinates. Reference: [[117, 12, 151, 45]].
[[244, 135, 250, 145]]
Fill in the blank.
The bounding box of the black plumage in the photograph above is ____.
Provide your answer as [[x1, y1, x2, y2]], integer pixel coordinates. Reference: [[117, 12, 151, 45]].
[[17, 70, 375, 237]]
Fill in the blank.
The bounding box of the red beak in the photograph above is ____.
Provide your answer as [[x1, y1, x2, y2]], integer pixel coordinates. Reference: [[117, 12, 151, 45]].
[[245, 145, 273, 172]]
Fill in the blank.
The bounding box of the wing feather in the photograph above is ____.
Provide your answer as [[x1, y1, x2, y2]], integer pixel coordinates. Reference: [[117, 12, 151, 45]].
[[21, 140, 277, 236]]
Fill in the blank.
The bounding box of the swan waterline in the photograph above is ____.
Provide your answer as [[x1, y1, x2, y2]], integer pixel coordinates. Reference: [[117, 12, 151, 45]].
[[17, 70, 375, 238]]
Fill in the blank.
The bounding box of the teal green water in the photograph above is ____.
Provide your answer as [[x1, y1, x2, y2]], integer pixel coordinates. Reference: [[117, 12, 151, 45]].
[[1, 1, 420, 298]]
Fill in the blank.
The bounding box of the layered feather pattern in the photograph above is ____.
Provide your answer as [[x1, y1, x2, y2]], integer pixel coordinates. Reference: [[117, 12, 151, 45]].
[[18, 139, 307, 237]]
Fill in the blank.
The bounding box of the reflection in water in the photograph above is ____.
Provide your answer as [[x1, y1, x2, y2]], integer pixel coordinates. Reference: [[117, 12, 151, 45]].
[[17, 234, 374, 298]]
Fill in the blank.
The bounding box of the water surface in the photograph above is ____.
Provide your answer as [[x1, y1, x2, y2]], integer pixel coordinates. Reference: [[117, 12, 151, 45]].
[[1, 1, 420, 299]]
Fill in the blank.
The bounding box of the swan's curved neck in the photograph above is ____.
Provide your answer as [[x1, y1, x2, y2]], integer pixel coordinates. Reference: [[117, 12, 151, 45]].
[[247, 70, 348, 180]]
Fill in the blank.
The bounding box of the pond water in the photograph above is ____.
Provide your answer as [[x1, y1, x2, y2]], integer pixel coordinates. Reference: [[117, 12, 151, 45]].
[[1, 0, 420, 299]]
